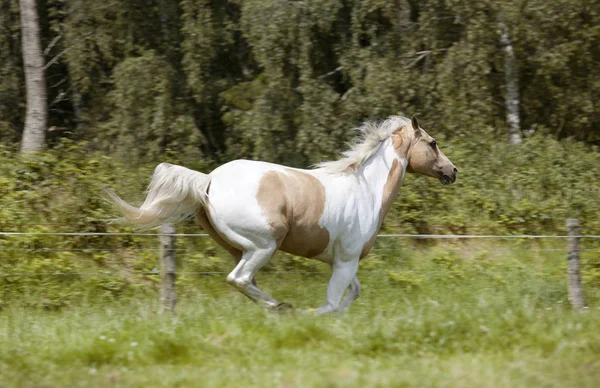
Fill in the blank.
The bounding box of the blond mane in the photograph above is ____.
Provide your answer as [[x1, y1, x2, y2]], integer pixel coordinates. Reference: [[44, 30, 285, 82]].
[[316, 115, 411, 173]]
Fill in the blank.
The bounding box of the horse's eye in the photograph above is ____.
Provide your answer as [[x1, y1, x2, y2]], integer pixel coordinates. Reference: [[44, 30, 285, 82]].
[[431, 141, 437, 149]]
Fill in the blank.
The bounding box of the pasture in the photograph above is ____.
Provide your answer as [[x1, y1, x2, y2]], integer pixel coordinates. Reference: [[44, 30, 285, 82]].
[[2, 241, 600, 387]]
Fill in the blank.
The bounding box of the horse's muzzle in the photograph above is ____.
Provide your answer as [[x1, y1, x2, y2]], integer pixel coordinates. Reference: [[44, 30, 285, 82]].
[[439, 167, 458, 185]]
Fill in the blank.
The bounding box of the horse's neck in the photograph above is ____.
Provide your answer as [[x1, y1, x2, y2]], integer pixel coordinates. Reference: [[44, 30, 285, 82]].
[[358, 139, 407, 223]]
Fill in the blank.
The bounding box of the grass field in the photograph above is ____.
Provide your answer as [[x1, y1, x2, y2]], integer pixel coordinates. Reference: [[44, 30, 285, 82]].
[[2, 243, 600, 387]]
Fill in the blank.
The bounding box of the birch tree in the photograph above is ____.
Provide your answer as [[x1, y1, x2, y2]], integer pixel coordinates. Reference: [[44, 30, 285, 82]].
[[19, 0, 46, 154], [499, 17, 521, 145]]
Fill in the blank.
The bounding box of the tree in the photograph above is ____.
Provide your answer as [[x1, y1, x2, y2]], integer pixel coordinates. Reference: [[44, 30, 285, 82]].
[[0, 0, 23, 144], [19, 0, 47, 154], [1, 0, 598, 159], [499, 17, 521, 145]]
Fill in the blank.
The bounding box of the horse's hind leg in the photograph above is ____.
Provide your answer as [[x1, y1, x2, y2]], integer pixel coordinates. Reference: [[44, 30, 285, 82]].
[[196, 211, 257, 286], [226, 245, 282, 309], [196, 211, 242, 260]]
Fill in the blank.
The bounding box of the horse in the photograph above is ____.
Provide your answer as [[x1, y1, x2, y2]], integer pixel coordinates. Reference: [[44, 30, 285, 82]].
[[106, 115, 457, 314]]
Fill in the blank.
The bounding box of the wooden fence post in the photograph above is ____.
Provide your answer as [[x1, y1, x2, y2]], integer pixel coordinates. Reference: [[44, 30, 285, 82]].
[[566, 218, 586, 309], [159, 223, 177, 314]]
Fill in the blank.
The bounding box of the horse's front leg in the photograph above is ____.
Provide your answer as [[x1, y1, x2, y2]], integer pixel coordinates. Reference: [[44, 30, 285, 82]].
[[338, 275, 361, 312], [311, 258, 359, 315]]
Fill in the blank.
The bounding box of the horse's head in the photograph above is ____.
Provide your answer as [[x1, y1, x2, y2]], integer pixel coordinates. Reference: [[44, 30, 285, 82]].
[[401, 115, 458, 185]]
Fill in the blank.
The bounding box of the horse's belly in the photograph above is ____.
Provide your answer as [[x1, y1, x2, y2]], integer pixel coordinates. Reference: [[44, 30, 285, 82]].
[[278, 224, 331, 259]]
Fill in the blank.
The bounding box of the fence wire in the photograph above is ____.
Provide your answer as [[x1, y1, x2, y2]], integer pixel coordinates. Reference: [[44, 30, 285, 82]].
[[2, 229, 599, 277], [2, 231, 600, 238]]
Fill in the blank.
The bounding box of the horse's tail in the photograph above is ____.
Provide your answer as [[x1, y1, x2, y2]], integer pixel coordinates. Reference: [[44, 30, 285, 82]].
[[105, 163, 211, 229]]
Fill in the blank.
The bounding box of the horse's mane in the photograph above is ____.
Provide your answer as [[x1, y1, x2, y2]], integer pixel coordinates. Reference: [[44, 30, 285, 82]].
[[316, 115, 411, 173]]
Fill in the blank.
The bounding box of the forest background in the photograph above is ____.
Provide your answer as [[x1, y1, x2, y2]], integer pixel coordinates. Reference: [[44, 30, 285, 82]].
[[1, 0, 600, 304]]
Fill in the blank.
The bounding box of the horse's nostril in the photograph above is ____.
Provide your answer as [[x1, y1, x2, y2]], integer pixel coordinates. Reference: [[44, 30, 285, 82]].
[[453, 167, 458, 174]]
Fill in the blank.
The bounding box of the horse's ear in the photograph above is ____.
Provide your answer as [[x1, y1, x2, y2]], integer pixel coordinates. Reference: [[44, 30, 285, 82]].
[[411, 114, 421, 137], [411, 114, 420, 129]]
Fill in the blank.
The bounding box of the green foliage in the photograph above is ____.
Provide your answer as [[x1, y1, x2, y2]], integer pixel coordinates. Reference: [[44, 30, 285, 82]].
[[516, 0, 600, 142], [582, 247, 600, 288], [1, 264, 600, 387], [387, 270, 424, 291], [4, 0, 599, 162], [387, 133, 600, 235], [181, 0, 235, 103], [99, 50, 205, 163], [0, 143, 219, 307], [0, 0, 22, 144]]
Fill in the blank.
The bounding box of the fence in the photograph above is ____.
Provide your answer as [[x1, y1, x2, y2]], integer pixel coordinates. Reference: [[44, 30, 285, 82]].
[[1, 219, 598, 312]]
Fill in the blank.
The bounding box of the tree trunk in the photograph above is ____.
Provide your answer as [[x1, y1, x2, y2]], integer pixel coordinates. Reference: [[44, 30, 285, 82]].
[[19, 0, 47, 154], [499, 19, 521, 145]]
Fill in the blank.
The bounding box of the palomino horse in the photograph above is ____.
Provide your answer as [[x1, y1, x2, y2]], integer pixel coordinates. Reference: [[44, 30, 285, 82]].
[[107, 115, 457, 314]]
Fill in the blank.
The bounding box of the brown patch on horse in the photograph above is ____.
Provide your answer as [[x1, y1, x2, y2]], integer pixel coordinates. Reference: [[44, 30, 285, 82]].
[[391, 129, 404, 150], [256, 169, 330, 258], [195, 209, 242, 262], [360, 157, 404, 259], [391, 126, 411, 156]]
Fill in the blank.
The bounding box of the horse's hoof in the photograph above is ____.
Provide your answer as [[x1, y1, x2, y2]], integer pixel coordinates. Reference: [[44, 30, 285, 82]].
[[275, 302, 294, 312]]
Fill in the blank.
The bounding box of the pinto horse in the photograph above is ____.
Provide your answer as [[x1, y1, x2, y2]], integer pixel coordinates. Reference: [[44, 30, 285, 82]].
[[107, 115, 457, 314]]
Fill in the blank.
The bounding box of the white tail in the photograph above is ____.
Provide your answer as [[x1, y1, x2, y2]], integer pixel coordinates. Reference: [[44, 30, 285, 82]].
[[106, 163, 211, 229]]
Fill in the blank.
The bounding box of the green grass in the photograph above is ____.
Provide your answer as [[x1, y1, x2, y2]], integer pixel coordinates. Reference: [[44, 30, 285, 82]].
[[2, 243, 600, 387]]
